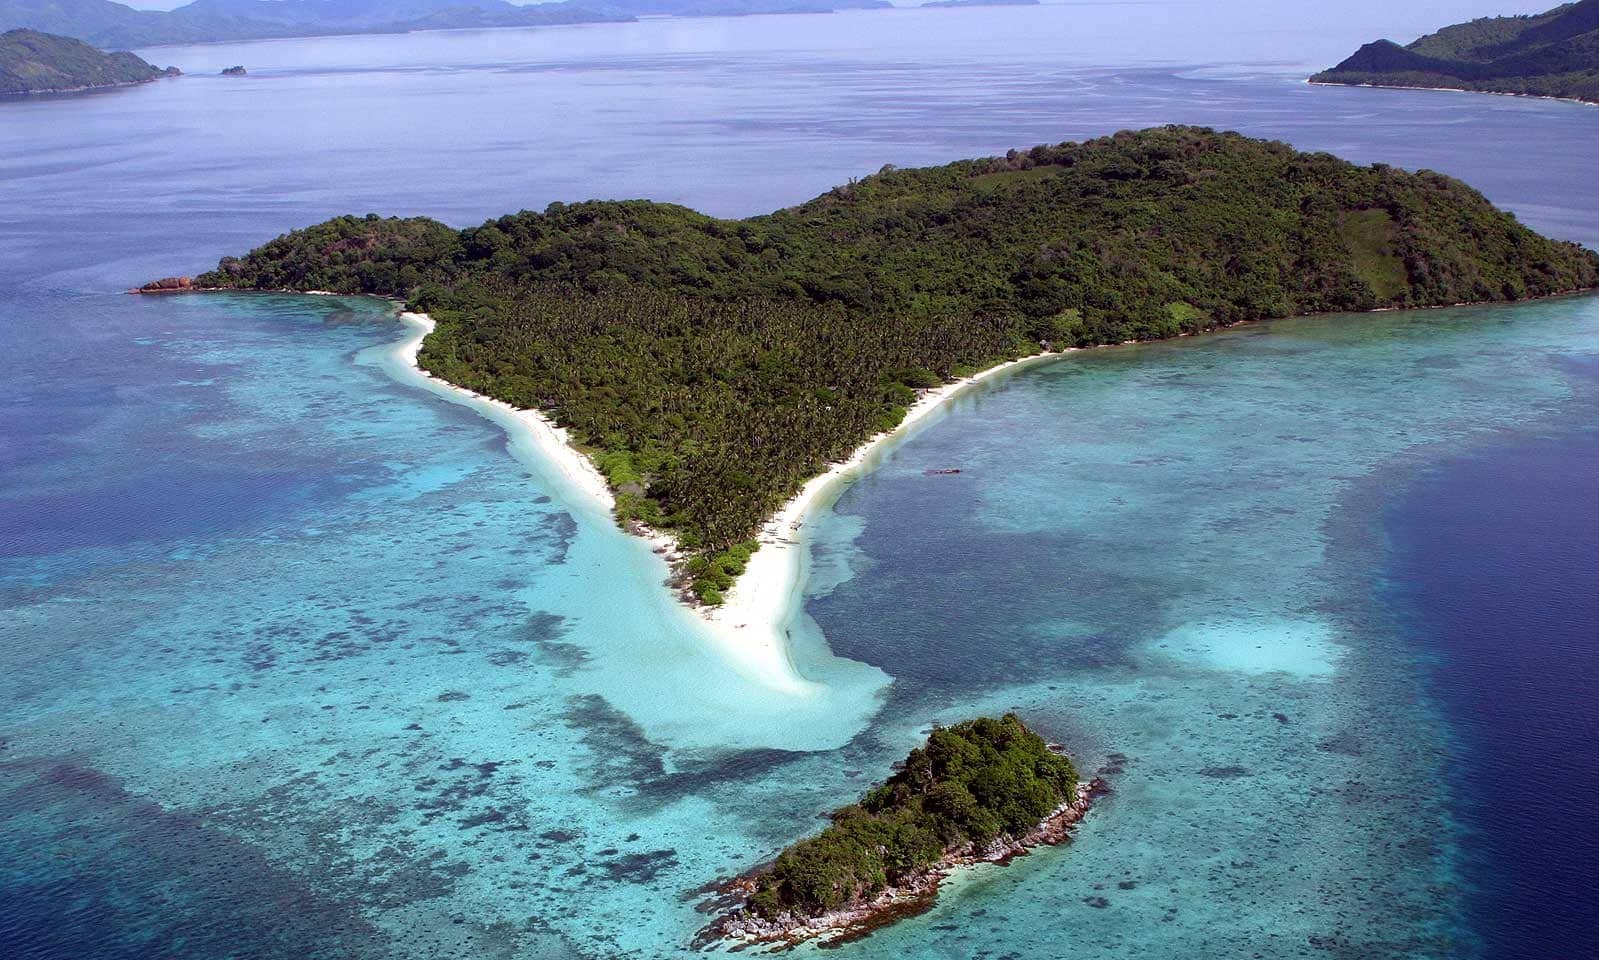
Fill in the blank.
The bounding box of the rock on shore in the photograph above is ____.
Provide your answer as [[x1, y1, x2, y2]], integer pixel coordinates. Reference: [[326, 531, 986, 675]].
[[136, 276, 197, 293]]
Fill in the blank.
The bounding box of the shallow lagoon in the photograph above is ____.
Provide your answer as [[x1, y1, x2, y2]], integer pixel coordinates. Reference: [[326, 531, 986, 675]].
[[3, 5, 1598, 958]]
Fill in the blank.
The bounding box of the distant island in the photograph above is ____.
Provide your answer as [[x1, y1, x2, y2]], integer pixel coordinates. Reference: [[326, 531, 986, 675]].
[[219, 64, 243, 76], [0, 27, 175, 94], [146, 127, 1599, 614], [922, 0, 1038, 8], [703, 714, 1102, 944], [0, 0, 889, 50], [1312, 0, 1599, 105]]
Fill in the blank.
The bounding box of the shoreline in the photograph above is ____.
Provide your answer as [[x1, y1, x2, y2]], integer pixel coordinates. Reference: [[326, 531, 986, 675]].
[[701, 346, 1065, 643], [143, 284, 1598, 685], [416, 280, 1597, 643], [394, 308, 1066, 668], [1, 79, 161, 97], [396, 312, 617, 512], [390, 311, 825, 695], [1306, 78, 1598, 109]]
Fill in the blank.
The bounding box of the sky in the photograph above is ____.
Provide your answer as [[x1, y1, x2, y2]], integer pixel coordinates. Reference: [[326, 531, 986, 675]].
[[114, 0, 1564, 20]]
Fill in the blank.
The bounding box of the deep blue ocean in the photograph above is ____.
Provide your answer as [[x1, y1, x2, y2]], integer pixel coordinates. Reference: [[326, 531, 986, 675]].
[[2, 4, 1597, 958], [1384, 376, 1599, 958]]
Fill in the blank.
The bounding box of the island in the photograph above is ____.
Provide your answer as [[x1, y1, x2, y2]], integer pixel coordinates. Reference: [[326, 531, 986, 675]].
[[146, 126, 1599, 622], [921, 0, 1038, 8], [701, 714, 1101, 944], [0, 0, 889, 51], [1311, 0, 1599, 105], [0, 28, 176, 95], [219, 64, 244, 76]]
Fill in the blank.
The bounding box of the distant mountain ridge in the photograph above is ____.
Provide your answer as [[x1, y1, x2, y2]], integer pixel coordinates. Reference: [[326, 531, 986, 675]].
[[0, 0, 889, 49], [0, 27, 175, 94], [1312, 0, 1599, 104], [921, 0, 1038, 8]]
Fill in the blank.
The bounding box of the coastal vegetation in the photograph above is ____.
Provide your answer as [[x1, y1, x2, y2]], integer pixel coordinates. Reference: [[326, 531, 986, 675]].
[[1312, 0, 1599, 104], [0, 28, 175, 94], [719, 715, 1080, 934], [181, 126, 1599, 602]]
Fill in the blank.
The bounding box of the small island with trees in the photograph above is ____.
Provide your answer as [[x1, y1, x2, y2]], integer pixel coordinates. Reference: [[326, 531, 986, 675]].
[[0, 28, 177, 95], [703, 714, 1102, 945], [145, 127, 1599, 606], [1312, 0, 1599, 105]]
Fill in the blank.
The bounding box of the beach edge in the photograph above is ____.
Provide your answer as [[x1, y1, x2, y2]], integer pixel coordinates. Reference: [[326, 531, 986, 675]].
[[394, 309, 1062, 674]]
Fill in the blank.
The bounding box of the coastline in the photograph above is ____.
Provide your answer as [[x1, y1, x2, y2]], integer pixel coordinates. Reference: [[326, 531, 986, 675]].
[[386, 290, 1597, 651], [701, 347, 1064, 643], [1, 78, 164, 97], [391, 310, 1063, 684], [389, 310, 855, 695], [396, 312, 616, 512], [1306, 78, 1598, 109], [160, 284, 1597, 689]]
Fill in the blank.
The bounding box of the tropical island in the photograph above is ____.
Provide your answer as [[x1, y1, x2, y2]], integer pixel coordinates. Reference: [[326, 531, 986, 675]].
[[147, 126, 1599, 618], [0, 27, 176, 94], [703, 714, 1100, 944], [1312, 0, 1599, 105], [0, 0, 887, 50]]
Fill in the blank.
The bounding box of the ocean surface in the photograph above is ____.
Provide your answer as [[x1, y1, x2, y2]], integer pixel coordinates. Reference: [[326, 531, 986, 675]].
[[2, 4, 1597, 958]]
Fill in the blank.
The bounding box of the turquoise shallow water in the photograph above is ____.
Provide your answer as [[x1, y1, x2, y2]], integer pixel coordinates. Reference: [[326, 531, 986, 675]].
[[802, 297, 1599, 958], [4, 6, 1599, 958], [2, 292, 888, 958], [8, 290, 1597, 959]]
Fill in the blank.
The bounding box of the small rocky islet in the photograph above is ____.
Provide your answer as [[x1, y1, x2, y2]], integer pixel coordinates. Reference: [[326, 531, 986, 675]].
[[699, 714, 1106, 945]]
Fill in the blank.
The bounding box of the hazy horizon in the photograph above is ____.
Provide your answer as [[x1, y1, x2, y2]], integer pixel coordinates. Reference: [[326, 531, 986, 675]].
[[109, 0, 1565, 30]]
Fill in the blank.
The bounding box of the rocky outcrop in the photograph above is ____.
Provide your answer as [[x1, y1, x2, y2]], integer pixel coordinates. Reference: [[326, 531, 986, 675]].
[[220, 65, 246, 76], [135, 276, 196, 293]]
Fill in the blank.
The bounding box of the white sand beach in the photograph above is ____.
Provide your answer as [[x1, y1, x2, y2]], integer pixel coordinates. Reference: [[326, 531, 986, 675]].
[[397, 313, 615, 512], [699, 349, 1063, 645], [394, 310, 1060, 687]]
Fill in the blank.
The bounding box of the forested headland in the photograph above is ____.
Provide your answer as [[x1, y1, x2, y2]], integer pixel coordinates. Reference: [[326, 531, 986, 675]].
[[175, 126, 1599, 602], [1312, 0, 1599, 104], [0, 28, 175, 94]]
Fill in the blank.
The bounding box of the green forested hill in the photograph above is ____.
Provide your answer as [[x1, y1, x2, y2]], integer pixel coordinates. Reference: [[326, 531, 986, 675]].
[[0, 28, 174, 94], [183, 127, 1599, 601], [1312, 0, 1599, 103]]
